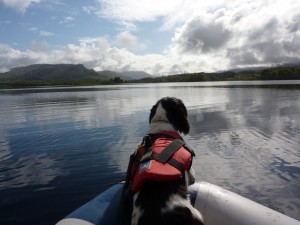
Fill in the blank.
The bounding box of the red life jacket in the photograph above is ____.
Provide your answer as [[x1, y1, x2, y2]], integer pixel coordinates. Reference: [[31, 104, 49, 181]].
[[129, 131, 195, 193]]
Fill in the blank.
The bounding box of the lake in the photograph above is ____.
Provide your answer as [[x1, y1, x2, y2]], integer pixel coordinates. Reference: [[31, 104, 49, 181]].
[[0, 81, 299, 224]]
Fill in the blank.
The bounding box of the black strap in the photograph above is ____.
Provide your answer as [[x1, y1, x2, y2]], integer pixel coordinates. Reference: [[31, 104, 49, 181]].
[[151, 152, 186, 174], [183, 144, 196, 157], [168, 158, 185, 174], [155, 139, 185, 163]]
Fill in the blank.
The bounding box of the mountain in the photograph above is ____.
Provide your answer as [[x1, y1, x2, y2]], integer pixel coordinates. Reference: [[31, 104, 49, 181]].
[[0, 64, 101, 83], [0, 64, 153, 84], [1, 63, 299, 86], [97, 70, 124, 80], [121, 71, 152, 79]]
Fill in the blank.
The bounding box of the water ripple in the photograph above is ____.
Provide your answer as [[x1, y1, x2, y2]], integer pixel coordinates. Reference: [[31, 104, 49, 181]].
[[0, 83, 299, 224]]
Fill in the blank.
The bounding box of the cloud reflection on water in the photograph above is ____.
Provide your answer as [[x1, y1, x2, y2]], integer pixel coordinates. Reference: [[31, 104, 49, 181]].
[[0, 153, 63, 191], [0, 82, 299, 223], [185, 85, 300, 219]]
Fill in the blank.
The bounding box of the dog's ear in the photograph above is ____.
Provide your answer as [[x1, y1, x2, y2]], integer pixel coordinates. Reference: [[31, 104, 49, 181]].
[[149, 101, 159, 123], [163, 206, 204, 225], [161, 97, 190, 135]]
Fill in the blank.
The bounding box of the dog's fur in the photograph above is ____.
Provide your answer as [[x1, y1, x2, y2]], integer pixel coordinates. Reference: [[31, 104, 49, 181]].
[[131, 97, 204, 225]]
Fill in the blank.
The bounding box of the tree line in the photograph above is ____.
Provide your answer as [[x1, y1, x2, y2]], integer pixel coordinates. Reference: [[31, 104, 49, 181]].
[[0, 65, 299, 88], [133, 66, 300, 83]]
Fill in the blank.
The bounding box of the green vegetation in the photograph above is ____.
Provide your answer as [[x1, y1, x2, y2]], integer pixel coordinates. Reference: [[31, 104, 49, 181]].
[[134, 66, 300, 83], [0, 64, 299, 88], [0, 77, 127, 88], [0, 79, 113, 88], [110, 76, 124, 83]]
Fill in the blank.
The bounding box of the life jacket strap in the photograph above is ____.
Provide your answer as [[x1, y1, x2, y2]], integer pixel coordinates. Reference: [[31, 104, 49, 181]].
[[139, 138, 192, 175], [138, 138, 195, 169], [155, 139, 186, 163], [139, 138, 186, 164], [150, 153, 185, 174]]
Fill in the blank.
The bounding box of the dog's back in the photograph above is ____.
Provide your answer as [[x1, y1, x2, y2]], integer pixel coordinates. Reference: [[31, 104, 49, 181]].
[[132, 180, 203, 225]]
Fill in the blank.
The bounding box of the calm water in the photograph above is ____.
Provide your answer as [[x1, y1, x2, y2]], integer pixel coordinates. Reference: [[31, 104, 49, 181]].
[[0, 81, 299, 224]]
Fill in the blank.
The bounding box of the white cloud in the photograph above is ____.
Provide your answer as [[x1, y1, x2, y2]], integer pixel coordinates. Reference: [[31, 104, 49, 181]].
[[29, 27, 38, 31], [82, 5, 97, 15], [1, 0, 300, 74], [59, 16, 75, 24], [96, 0, 184, 29], [96, 0, 245, 30], [1, 0, 41, 13], [0, 44, 36, 72], [28, 27, 54, 37], [0, 38, 225, 75], [167, 0, 300, 69], [40, 31, 54, 36], [90, 0, 300, 69], [171, 17, 232, 54], [114, 31, 147, 51], [98, 0, 169, 20]]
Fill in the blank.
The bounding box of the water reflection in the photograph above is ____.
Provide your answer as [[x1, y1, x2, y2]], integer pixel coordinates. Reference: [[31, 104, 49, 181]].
[[190, 110, 229, 134], [271, 157, 300, 182], [185, 84, 300, 220], [0, 153, 63, 190], [0, 82, 299, 224]]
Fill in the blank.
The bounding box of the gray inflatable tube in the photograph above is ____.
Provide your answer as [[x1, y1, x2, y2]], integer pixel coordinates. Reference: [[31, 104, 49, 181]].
[[56, 182, 300, 225]]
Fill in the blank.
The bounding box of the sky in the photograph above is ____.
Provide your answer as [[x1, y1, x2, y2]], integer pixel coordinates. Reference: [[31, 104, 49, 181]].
[[0, 0, 300, 75]]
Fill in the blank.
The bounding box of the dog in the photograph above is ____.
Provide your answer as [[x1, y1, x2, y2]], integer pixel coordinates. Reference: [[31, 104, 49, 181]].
[[130, 97, 204, 225]]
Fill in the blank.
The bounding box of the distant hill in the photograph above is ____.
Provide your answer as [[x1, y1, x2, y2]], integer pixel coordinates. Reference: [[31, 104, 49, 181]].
[[0, 64, 152, 84], [2, 63, 298, 87], [97, 70, 124, 80], [0, 64, 101, 83], [121, 71, 152, 80]]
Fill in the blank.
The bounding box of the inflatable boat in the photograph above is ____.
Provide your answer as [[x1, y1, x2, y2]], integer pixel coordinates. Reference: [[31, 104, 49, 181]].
[[56, 181, 300, 225]]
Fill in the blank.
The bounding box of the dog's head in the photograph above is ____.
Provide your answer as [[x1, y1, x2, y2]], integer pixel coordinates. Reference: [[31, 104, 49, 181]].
[[149, 97, 190, 135]]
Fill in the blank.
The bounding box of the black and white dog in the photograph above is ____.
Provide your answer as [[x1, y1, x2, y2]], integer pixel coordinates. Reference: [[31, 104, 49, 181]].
[[131, 97, 204, 225]]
